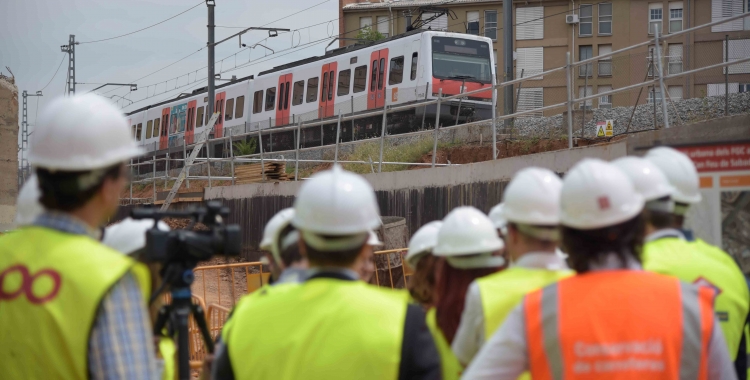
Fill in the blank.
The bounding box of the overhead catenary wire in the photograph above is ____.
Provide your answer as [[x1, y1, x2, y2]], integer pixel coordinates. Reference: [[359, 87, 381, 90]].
[[39, 54, 66, 92], [78, 1, 204, 45]]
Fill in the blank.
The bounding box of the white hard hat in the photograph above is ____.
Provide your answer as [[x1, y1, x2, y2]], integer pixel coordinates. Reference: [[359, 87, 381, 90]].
[[260, 208, 295, 264], [434, 207, 505, 269], [15, 175, 44, 226], [368, 231, 384, 246], [502, 167, 562, 226], [560, 159, 644, 230], [645, 147, 702, 204], [487, 203, 507, 233], [103, 217, 170, 256], [292, 165, 380, 235], [30, 94, 143, 171], [612, 156, 674, 202], [406, 221, 443, 268]]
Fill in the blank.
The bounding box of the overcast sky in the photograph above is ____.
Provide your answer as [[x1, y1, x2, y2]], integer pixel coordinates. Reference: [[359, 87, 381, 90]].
[[2, 0, 339, 133]]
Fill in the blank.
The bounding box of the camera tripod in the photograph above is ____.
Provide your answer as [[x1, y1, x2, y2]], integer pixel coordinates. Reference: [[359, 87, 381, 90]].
[[153, 262, 214, 380]]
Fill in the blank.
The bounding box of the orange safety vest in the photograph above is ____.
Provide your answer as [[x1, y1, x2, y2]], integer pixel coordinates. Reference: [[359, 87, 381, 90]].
[[524, 271, 714, 380]]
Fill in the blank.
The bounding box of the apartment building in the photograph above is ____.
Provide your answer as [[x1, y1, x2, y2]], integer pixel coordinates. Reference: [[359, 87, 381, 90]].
[[340, 0, 750, 113]]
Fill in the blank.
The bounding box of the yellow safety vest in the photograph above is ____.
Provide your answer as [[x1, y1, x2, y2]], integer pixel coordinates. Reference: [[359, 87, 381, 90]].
[[0, 226, 150, 379], [644, 237, 750, 360], [223, 278, 408, 380], [425, 308, 463, 380], [477, 266, 574, 339]]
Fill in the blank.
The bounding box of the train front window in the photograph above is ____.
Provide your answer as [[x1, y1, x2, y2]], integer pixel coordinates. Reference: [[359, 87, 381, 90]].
[[431, 37, 492, 83]]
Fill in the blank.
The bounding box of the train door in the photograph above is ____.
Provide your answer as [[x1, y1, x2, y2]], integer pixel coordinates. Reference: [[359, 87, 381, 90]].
[[318, 62, 337, 119], [159, 107, 170, 150], [367, 48, 389, 109], [276, 74, 292, 125], [186, 100, 197, 145], [214, 91, 226, 137]]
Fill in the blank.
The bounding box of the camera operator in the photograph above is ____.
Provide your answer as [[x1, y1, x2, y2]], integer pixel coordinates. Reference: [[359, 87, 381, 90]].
[[0, 94, 158, 379]]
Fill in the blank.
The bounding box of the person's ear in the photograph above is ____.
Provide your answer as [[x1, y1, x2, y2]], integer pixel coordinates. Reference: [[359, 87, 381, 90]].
[[297, 238, 308, 258]]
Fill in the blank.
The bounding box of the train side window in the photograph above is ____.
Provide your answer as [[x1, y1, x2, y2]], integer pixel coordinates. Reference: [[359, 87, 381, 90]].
[[197, 107, 204, 127], [307, 77, 319, 103], [321, 72, 329, 101], [132, 125, 137, 139], [292, 80, 305, 105], [136, 123, 142, 141], [284, 82, 291, 110], [278, 83, 285, 110], [353, 65, 367, 93], [410, 53, 418, 80], [154, 118, 160, 137], [225, 98, 234, 121], [389, 56, 404, 85], [235, 96, 245, 119], [327, 70, 334, 101], [253, 91, 263, 114], [146, 120, 153, 139], [265, 87, 276, 111], [370, 60, 378, 91], [338, 69, 351, 96], [378, 58, 385, 90]]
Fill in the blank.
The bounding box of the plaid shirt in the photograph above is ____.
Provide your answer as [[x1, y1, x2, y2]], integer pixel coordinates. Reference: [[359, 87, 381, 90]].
[[34, 213, 159, 380]]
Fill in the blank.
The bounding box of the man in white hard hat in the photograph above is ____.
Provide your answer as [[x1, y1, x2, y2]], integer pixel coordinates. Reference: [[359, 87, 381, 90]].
[[464, 158, 735, 379], [14, 174, 44, 226], [639, 148, 750, 375], [0, 94, 158, 379], [453, 167, 573, 367], [215, 165, 440, 380], [259, 208, 308, 285], [359, 230, 384, 283]]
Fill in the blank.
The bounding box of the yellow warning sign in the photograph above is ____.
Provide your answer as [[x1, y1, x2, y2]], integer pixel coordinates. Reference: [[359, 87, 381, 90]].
[[605, 120, 614, 137], [596, 122, 606, 137]]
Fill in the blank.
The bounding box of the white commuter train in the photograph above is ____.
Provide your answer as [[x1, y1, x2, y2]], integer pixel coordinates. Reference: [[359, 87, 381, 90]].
[[125, 29, 495, 161]]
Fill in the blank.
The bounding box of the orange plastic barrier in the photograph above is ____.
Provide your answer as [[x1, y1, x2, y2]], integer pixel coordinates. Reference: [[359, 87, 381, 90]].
[[207, 304, 232, 341], [191, 261, 271, 308]]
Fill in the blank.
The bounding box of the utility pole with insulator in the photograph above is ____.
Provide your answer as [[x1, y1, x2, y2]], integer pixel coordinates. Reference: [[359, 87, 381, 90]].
[[503, 0, 513, 129], [19, 90, 42, 187], [207, 0, 215, 120], [60, 35, 77, 95]]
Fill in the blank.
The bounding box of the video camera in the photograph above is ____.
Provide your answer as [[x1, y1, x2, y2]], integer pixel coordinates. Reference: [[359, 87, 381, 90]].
[[131, 200, 242, 265]]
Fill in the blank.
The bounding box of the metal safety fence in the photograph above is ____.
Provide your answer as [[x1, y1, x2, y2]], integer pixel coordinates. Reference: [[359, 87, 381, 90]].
[[125, 13, 750, 205]]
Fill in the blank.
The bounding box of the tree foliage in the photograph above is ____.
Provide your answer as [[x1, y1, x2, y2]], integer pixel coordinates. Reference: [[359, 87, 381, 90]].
[[355, 26, 385, 42], [233, 138, 257, 156]]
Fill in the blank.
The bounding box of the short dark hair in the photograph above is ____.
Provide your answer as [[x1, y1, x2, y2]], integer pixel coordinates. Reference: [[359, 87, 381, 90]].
[[277, 225, 303, 267], [562, 214, 645, 273], [303, 235, 367, 267], [646, 209, 673, 230], [36, 164, 123, 212]]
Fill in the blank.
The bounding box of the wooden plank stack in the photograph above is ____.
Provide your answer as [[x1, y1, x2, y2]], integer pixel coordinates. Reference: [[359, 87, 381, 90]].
[[234, 163, 289, 184]]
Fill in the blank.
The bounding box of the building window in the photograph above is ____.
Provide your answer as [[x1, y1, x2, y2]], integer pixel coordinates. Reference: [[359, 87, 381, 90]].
[[338, 69, 351, 96], [410, 53, 419, 80], [740, 83, 750, 93], [668, 85, 683, 100], [668, 44, 683, 74], [579, 4, 593, 36], [598, 85, 613, 108], [292, 80, 304, 106], [235, 96, 244, 119], [485, 10, 497, 40], [307, 77, 319, 103], [516, 47, 544, 80], [669, 2, 683, 33], [253, 91, 263, 113], [725, 39, 750, 74], [422, 12, 448, 31], [360, 17, 372, 30], [389, 56, 404, 85], [648, 86, 663, 103], [353, 66, 367, 93], [711, 0, 746, 32], [516, 7, 544, 40], [467, 11, 479, 35], [579, 45, 593, 77], [598, 45, 612, 76], [579, 85, 593, 108], [265, 87, 276, 111], [649, 3, 663, 35], [598, 3, 613, 35], [377, 16, 389, 38], [516, 88, 543, 117], [225, 98, 234, 121]]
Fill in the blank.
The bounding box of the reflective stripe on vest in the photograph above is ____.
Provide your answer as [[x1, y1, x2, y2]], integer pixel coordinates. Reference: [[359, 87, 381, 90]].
[[425, 307, 463, 380], [644, 237, 749, 360], [224, 279, 408, 380], [525, 271, 714, 380], [0, 226, 150, 379], [477, 267, 573, 339]]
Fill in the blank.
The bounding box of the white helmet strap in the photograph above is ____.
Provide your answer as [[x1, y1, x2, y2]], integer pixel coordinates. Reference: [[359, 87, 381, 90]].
[[515, 223, 560, 242], [645, 198, 675, 214], [301, 231, 368, 252], [446, 254, 505, 269], [673, 202, 690, 216]]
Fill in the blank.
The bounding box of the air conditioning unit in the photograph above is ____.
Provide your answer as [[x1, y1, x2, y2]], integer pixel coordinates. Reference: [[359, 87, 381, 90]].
[[566, 14, 580, 24]]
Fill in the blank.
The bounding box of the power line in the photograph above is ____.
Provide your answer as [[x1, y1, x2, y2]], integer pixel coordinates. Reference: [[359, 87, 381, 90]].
[[40, 54, 66, 92], [102, 47, 205, 95], [78, 1, 204, 44]]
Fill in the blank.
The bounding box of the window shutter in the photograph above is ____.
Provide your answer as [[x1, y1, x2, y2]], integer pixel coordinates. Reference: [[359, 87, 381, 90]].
[[517, 88, 544, 117], [516, 7, 544, 40], [360, 17, 372, 29], [377, 16, 389, 37], [711, 0, 743, 32], [708, 83, 740, 96], [668, 85, 683, 100], [422, 13, 448, 31], [516, 47, 544, 80], [724, 39, 750, 74]]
